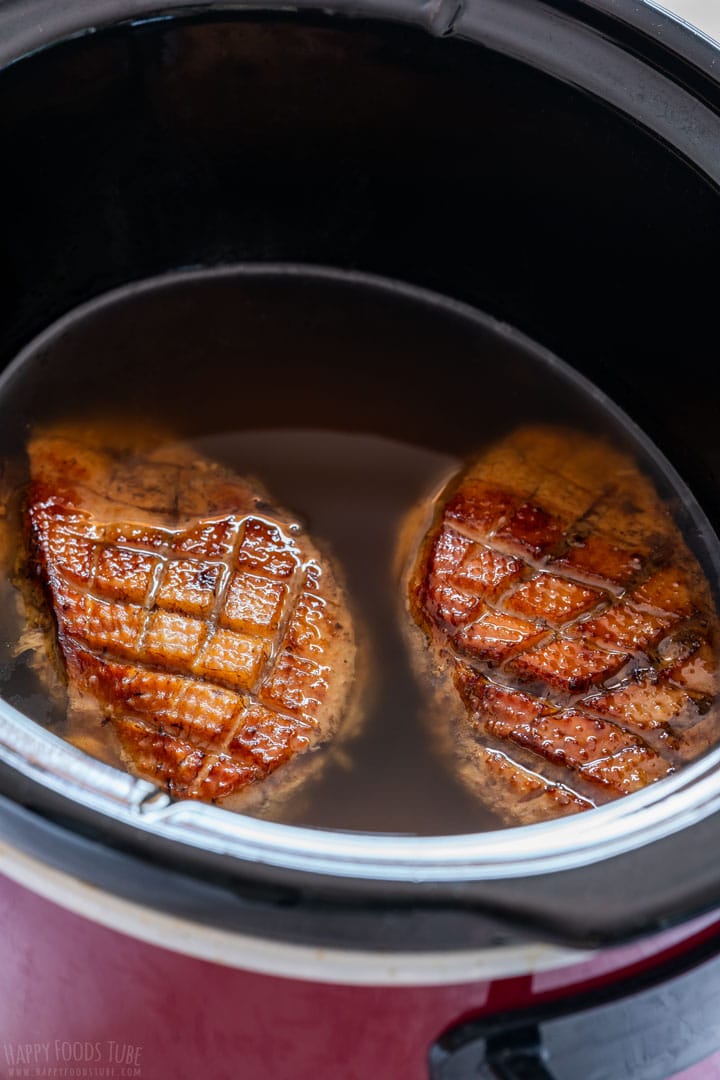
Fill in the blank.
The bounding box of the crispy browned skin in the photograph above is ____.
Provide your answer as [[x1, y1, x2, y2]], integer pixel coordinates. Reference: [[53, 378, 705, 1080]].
[[407, 426, 720, 825], [25, 427, 355, 805]]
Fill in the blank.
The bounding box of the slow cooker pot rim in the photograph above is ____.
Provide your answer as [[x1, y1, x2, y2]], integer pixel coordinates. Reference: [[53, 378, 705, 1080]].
[[0, 0, 719, 74]]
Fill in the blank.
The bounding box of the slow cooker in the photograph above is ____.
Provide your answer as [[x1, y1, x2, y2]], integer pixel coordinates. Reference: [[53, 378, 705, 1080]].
[[1, 1, 720, 1077]]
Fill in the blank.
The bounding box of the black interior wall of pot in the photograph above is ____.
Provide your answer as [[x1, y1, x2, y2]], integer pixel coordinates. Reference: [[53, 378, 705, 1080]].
[[0, 12, 719, 520]]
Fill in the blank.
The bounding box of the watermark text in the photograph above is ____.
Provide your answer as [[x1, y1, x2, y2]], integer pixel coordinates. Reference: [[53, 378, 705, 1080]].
[[3, 1042, 143, 1078]]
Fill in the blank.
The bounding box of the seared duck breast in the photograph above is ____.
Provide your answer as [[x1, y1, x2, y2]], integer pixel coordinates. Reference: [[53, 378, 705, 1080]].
[[25, 427, 356, 807], [406, 426, 720, 825]]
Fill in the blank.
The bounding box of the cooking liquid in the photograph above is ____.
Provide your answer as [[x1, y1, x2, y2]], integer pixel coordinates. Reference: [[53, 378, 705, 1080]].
[[0, 266, 718, 834]]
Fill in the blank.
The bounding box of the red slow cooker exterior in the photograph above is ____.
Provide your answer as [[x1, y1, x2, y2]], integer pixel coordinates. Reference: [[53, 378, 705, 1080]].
[[1, 866, 720, 1080]]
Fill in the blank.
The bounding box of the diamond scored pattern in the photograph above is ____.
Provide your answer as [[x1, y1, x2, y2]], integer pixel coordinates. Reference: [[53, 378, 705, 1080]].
[[37, 507, 333, 800], [424, 479, 702, 801], [413, 428, 720, 823]]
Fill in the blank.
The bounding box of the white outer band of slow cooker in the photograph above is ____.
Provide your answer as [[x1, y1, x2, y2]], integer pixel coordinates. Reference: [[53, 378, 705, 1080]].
[[0, 836, 591, 987]]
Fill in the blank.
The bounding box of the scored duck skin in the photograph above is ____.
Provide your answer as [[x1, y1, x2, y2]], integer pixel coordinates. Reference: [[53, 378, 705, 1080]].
[[25, 426, 356, 806], [406, 426, 720, 825]]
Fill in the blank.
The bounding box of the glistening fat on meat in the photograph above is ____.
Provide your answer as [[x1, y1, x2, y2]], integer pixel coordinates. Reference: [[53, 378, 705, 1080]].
[[23, 425, 357, 810], [405, 425, 720, 826]]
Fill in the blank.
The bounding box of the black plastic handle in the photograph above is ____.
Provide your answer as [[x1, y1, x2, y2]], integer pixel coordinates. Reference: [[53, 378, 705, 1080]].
[[429, 932, 720, 1080], [483, 1024, 555, 1080], [429, 1020, 558, 1080]]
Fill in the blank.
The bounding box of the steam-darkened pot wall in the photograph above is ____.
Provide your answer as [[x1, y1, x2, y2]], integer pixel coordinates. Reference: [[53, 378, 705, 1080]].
[[0, 11, 718, 515]]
